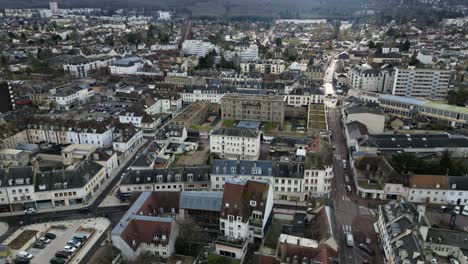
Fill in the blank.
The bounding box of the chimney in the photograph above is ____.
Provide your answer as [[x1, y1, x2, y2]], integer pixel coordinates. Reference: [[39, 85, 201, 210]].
[[296, 238, 300, 245], [417, 204, 426, 223]]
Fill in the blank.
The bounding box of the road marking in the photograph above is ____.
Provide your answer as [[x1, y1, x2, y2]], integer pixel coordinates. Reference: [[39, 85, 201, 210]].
[[342, 195, 351, 202], [342, 225, 352, 233]]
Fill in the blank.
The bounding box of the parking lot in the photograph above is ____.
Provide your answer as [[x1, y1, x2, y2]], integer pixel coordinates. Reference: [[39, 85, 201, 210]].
[[4, 218, 110, 264]]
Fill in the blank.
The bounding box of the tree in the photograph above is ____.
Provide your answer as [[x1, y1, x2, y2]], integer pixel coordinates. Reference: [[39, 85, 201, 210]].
[[368, 40, 375, 49], [402, 39, 411, 51], [275, 37, 283, 47]]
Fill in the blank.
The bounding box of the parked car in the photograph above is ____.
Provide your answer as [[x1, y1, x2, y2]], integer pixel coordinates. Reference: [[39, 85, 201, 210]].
[[346, 185, 352, 192], [346, 233, 354, 247], [44, 233, 57, 239], [17, 251, 33, 259], [32, 241, 46, 249], [358, 244, 375, 256], [450, 259, 460, 264], [462, 207, 468, 216], [50, 257, 66, 264], [72, 234, 87, 242], [67, 240, 82, 248], [63, 246, 77, 253], [454, 206, 461, 215], [78, 207, 90, 214], [14, 258, 30, 264], [439, 205, 448, 213], [39, 237, 51, 244], [55, 251, 71, 259], [24, 208, 36, 215]]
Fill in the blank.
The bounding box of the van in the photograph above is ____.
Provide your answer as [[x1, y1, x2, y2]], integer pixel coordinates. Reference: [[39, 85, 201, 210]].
[[346, 233, 354, 247]]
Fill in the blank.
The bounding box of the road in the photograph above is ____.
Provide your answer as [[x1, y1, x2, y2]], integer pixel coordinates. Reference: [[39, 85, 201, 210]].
[[325, 55, 381, 263]]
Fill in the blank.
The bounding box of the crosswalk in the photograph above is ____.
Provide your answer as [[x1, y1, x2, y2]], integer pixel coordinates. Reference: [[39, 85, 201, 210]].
[[342, 195, 351, 202], [359, 206, 371, 216], [342, 224, 352, 234]]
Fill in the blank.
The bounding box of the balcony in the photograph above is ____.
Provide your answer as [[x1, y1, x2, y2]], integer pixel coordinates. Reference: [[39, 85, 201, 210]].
[[249, 218, 263, 228], [216, 235, 246, 248]]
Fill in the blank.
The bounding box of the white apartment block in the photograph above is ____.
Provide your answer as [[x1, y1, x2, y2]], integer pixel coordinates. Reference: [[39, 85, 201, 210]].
[[392, 67, 452, 100], [240, 59, 286, 75], [180, 89, 225, 103], [63, 56, 115, 78], [348, 64, 395, 93], [26, 124, 113, 147], [53, 85, 95, 110], [209, 128, 260, 160], [223, 45, 259, 62], [109, 57, 144, 75], [181, 40, 219, 57]]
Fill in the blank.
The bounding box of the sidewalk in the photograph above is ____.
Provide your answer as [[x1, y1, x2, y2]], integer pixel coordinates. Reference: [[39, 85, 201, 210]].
[[0, 139, 149, 217]]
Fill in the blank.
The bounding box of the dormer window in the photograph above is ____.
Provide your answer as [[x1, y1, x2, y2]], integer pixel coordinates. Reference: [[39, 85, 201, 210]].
[[250, 200, 257, 207], [231, 167, 236, 174], [187, 174, 193, 182], [157, 175, 163, 183], [252, 167, 262, 175], [175, 175, 181, 182]]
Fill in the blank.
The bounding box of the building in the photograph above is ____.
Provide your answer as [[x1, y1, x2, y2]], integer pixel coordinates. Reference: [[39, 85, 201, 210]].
[[356, 133, 468, 157], [224, 45, 259, 62], [63, 56, 115, 78], [348, 64, 395, 93], [240, 59, 286, 75], [287, 87, 324, 106], [171, 100, 212, 127], [111, 192, 179, 260], [52, 83, 95, 110], [210, 128, 260, 160], [303, 149, 334, 198], [392, 67, 452, 100], [377, 200, 468, 264], [378, 94, 468, 128], [49, 1, 59, 15], [210, 159, 307, 202], [109, 57, 144, 75], [119, 166, 211, 193], [221, 94, 286, 127], [343, 106, 385, 134], [0, 149, 30, 167], [215, 178, 273, 260], [181, 40, 219, 57]]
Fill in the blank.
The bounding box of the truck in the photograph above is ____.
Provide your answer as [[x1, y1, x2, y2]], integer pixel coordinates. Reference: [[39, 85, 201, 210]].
[[346, 233, 354, 247]]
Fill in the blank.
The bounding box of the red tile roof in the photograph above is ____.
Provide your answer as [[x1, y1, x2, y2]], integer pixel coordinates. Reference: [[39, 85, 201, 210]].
[[121, 219, 173, 250]]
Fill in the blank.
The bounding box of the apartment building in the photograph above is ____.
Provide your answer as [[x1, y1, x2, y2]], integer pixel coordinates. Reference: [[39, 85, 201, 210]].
[[109, 57, 144, 75], [392, 67, 452, 100], [343, 105, 385, 134], [181, 40, 219, 57], [378, 94, 468, 128], [240, 59, 286, 75], [63, 56, 115, 78], [348, 64, 395, 93], [0, 149, 30, 167], [210, 159, 305, 202], [119, 166, 211, 193], [210, 128, 261, 160], [52, 83, 95, 110], [216, 178, 273, 260], [221, 94, 286, 128], [377, 200, 468, 264], [287, 87, 324, 106], [112, 192, 179, 260]]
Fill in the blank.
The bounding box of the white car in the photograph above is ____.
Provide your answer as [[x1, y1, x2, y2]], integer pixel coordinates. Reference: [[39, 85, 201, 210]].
[[17, 251, 33, 259], [39, 237, 51, 244], [462, 207, 468, 216], [454, 206, 461, 215], [67, 240, 82, 248], [24, 208, 36, 214], [63, 245, 77, 253]]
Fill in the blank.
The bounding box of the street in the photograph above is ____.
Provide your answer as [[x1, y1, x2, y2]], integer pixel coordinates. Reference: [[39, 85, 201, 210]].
[[324, 58, 382, 264]]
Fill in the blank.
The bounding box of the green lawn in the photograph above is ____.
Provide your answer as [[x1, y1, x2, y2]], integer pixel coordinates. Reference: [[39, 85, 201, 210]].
[[190, 125, 213, 131], [222, 119, 235, 128]]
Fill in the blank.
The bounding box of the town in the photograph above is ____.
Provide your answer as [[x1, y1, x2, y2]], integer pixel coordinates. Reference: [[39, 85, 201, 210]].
[[0, 1, 467, 264]]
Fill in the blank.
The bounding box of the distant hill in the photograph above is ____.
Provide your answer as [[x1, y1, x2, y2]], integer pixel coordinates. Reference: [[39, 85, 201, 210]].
[[0, 0, 364, 19]]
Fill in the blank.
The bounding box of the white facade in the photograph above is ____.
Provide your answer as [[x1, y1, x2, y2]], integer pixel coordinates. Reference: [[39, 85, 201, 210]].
[[182, 40, 219, 57], [392, 67, 452, 100], [348, 64, 395, 93], [63, 57, 115, 78], [54, 86, 94, 110], [181, 90, 224, 103], [303, 167, 334, 197], [209, 130, 261, 160], [240, 59, 286, 75], [113, 130, 144, 154], [287, 94, 324, 106], [109, 57, 144, 75]]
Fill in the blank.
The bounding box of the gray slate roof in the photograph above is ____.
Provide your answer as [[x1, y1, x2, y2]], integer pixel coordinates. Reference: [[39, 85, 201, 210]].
[[179, 191, 222, 212]]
